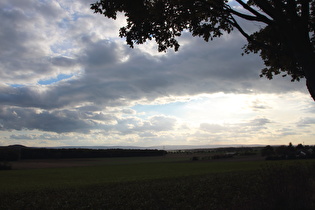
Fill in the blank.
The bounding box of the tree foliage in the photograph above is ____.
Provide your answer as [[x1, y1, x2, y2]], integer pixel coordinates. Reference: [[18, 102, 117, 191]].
[[261, 143, 315, 160], [91, 0, 315, 100], [0, 146, 166, 160]]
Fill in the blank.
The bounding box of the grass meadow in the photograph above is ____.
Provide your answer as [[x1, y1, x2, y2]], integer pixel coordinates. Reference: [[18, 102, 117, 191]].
[[1, 155, 315, 209]]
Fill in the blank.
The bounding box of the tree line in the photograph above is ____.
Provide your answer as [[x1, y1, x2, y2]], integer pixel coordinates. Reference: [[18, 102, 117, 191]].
[[261, 143, 315, 160], [0, 145, 167, 161]]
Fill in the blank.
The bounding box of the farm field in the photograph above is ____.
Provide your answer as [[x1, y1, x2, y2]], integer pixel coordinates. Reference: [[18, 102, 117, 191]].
[[1, 154, 263, 192], [1, 154, 315, 209]]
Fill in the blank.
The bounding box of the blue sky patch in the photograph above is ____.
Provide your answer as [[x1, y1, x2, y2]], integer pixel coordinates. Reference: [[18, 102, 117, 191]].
[[8, 84, 25, 88], [38, 74, 73, 85]]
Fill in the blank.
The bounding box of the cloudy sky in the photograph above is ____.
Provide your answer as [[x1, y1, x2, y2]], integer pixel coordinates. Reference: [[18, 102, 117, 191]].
[[0, 0, 314, 148]]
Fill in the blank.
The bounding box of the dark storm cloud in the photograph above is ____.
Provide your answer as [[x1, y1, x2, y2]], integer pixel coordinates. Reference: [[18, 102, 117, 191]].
[[10, 134, 36, 140], [0, 0, 310, 135], [0, 106, 116, 133], [0, 0, 306, 108], [77, 32, 306, 103], [80, 39, 120, 67], [0, 0, 82, 85], [0, 85, 73, 109], [9, 133, 76, 141], [51, 57, 77, 67], [169, 33, 306, 94], [0, 31, 307, 134]]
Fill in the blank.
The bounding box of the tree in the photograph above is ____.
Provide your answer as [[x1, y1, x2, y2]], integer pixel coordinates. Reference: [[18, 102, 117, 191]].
[[296, 143, 304, 150], [261, 145, 275, 157], [91, 0, 315, 101]]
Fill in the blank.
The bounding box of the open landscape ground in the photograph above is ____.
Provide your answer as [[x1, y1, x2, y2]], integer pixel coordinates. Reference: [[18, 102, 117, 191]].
[[9, 152, 265, 169], [1, 153, 315, 209]]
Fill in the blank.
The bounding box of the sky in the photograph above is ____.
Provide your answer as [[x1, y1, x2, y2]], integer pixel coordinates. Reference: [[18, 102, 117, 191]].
[[0, 0, 314, 148]]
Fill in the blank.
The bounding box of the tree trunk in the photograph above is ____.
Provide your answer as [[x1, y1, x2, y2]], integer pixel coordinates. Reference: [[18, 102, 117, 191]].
[[288, 23, 315, 101], [296, 45, 315, 101], [296, 41, 315, 101], [304, 63, 315, 101], [296, 49, 315, 101], [306, 79, 315, 101], [274, 9, 315, 101]]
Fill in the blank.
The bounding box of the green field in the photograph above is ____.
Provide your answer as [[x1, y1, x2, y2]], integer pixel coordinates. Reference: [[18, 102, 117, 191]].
[[1, 156, 315, 209], [1, 158, 262, 192]]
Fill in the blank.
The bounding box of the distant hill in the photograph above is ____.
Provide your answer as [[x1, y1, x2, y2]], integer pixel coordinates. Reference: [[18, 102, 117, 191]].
[[1, 144, 266, 151], [147, 144, 265, 150], [51, 145, 146, 150], [6, 144, 27, 149], [49, 144, 265, 151]]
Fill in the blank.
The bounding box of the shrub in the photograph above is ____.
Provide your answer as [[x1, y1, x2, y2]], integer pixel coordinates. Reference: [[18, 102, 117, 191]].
[[0, 162, 12, 170], [191, 156, 199, 161]]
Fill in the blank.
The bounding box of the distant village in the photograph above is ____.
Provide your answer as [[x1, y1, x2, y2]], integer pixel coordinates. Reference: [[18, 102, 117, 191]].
[[260, 143, 315, 160], [168, 143, 315, 161]]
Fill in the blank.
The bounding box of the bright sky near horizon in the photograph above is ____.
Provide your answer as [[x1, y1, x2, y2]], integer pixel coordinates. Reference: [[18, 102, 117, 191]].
[[0, 0, 314, 148]]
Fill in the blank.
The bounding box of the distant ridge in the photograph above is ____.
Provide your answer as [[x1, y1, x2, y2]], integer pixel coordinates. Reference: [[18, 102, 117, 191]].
[[49, 144, 266, 151], [51, 145, 147, 150], [6, 144, 27, 149], [147, 144, 265, 150], [2, 144, 266, 151]]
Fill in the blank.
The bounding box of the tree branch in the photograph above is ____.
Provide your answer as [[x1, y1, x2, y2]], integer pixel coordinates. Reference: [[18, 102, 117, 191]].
[[227, 14, 251, 41], [252, 0, 276, 20], [301, 1, 310, 23], [228, 14, 277, 54], [234, 0, 273, 23], [228, 8, 271, 24]]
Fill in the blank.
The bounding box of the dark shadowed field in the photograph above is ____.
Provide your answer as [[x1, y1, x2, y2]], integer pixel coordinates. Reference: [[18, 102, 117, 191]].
[[10, 152, 265, 169], [1, 152, 315, 210]]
